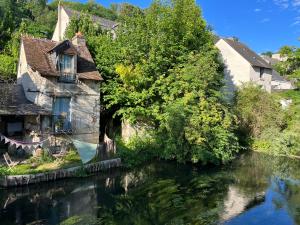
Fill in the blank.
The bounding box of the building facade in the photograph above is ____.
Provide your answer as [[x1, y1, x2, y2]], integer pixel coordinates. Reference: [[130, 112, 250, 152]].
[[16, 34, 102, 143], [216, 38, 294, 99]]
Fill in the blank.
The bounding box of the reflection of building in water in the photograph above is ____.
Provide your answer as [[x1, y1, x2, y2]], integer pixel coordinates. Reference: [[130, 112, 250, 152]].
[[220, 186, 265, 222], [0, 177, 118, 224], [122, 171, 147, 194]]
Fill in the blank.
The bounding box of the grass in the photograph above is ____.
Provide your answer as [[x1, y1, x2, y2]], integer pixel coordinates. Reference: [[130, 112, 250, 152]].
[[0, 148, 83, 176]]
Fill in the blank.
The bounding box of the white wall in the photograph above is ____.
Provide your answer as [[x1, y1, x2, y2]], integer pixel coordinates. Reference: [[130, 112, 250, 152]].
[[52, 6, 70, 41], [272, 53, 288, 62], [271, 71, 294, 91], [17, 42, 28, 84], [250, 67, 272, 93], [216, 39, 275, 95], [216, 39, 252, 86], [216, 39, 252, 99]]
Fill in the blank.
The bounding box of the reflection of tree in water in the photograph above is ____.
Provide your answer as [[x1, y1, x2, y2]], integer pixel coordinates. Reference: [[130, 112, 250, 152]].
[[87, 163, 234, 225], [59, 162, 234, 225], [4, 152, 300, 225], [230, 153, 271, 195]]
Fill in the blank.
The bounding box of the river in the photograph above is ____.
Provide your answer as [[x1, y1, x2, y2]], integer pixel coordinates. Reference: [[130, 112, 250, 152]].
[[1, 152, 300, 225]]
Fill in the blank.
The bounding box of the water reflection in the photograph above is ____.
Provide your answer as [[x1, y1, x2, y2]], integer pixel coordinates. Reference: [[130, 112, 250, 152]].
[[1, 153, 300, 224]]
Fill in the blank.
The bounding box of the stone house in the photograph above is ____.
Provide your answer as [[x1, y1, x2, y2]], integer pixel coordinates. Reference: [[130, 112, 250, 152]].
[[0, 35, 101, 152], [216, 38, 294, 98], [52, 3, 118, 42], [14, 33, 102, 144], [0, 3, 107, 151]]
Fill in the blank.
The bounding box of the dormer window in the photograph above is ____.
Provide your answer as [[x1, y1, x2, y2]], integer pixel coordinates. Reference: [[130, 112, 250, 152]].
[[57, 54, 77, 83], [47, 40, 78, 83], [59, 54, 73, 73]]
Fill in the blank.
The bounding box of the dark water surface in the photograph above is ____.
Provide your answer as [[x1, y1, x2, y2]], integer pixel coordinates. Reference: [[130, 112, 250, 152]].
[[1, 152, 300, 225]]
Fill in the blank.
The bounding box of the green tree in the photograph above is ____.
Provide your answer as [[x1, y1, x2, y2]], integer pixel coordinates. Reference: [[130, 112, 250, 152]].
[[89, 0, 239, 164], [0, 54, 16, 78], [0, 0, 56, 79], [65, 14, 102, 39], [261, 51, 273, 57], [274, 46, 300, 88]]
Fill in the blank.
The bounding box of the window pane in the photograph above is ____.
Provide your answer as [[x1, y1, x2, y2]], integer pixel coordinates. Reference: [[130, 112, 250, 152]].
[[60, 55, 73, 73]]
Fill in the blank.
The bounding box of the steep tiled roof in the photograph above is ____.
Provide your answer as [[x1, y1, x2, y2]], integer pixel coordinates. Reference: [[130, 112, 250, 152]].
[[22, 37, 58, 76], [63, 6, 118, 30], [22, 37, 102, 81], [223, 38, 272, 69], [0, 84, 51, 115]]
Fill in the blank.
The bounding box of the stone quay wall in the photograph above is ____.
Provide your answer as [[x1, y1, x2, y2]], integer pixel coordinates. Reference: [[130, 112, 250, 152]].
[[0, 158, 121, 187]]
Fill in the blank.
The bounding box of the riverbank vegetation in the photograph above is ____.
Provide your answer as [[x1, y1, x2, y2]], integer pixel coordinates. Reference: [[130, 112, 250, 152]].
[[0, 148, 81, 176], [235, 84, 300, 157], [235, 45, 300, 157], [1, 0, 299, 170]]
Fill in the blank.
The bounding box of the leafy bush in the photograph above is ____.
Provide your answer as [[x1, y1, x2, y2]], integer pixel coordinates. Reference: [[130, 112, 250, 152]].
[[0, 54, 16, 78], [234, 83, 287, 138], [237, 87, 300, 156], [116, 135, 159, 168]]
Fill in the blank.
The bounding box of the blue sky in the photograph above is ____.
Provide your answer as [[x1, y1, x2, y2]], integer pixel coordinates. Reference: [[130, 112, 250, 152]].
[[70, 0, 300, 53]]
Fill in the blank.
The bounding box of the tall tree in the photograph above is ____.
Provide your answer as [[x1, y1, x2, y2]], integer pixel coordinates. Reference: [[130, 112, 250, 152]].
[[89, 0, 239, 164], [275, 45, 300, 88]]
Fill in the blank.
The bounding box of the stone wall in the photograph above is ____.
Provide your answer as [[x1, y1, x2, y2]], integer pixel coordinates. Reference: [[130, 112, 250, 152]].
[[0, 158, 121, 187]]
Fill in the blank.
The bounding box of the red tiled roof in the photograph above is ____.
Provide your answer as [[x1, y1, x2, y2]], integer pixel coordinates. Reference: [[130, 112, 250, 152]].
[[22, 37, 102, 81]]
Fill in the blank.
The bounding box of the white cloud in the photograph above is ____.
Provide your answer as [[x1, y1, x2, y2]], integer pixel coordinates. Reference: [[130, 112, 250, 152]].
[[291, 20, 300, 25], [273, 0, 289, 9], [254, 8, 262, 12], [292, 0, 300, 7], [291, 16, 300, 25]]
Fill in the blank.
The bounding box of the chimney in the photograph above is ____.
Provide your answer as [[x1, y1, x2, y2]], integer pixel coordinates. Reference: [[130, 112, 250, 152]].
[[72, 32, 86, 46]]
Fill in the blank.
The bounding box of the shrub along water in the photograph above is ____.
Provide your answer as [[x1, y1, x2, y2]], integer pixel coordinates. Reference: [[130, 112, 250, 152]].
[[234, 84, 300, 157]]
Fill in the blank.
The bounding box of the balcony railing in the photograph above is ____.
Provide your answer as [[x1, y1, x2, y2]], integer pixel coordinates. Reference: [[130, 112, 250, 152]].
[[53, 115, 72, 134], [58, 73, 77, 83]]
